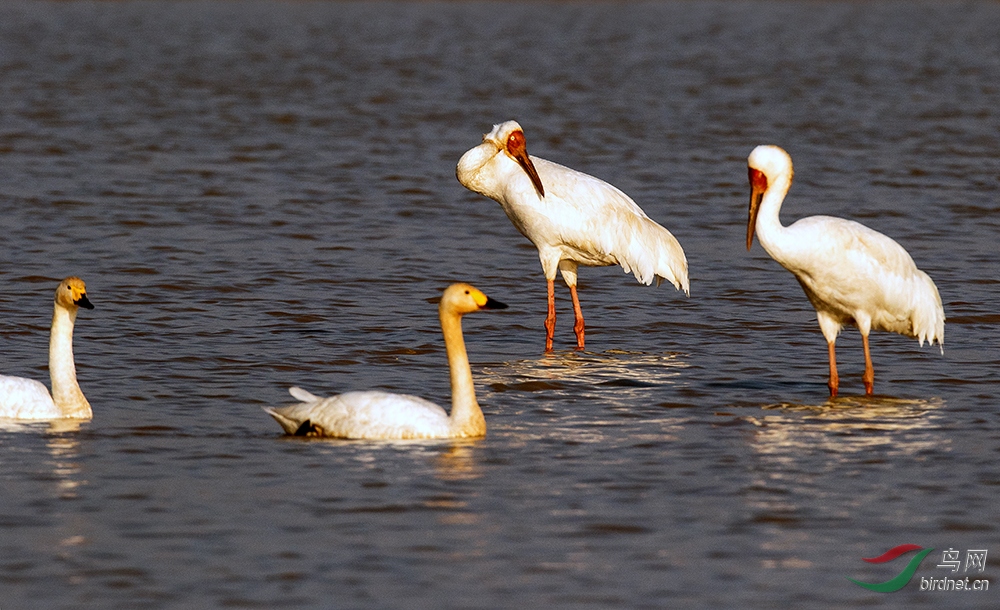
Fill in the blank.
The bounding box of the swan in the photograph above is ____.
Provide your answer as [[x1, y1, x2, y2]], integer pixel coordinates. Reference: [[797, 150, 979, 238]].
[[0, 277, 95, 419], [457, 120, 689, 351], [746, 145, 944, 396], [263, 283, 508, 439]]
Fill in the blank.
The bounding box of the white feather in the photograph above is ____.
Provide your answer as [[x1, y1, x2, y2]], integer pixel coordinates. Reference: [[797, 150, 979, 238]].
[[263, 283, 506, 440], [457, 121, 688, 292], [747, 145, 944, 395], [264, 391, 453, 440], [0, 277, 94, 420], [0, 376, 60, 419], [288, 386, 321, 403], [457, 120, 688, 350]]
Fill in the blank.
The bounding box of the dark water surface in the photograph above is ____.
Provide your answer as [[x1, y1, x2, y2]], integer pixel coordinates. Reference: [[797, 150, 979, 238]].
[[1, 1, 998, 608]]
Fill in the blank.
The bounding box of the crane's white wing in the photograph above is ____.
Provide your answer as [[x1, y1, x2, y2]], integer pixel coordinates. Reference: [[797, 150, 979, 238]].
[[783, 216, 943, 345], [511, 157, 689, 290]]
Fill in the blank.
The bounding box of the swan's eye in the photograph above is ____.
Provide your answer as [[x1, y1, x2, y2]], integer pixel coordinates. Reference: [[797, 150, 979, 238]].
[[464, 290, 470, 295]]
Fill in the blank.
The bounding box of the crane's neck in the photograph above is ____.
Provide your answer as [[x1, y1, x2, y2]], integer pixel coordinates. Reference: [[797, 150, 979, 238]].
[[440, 309, 485, 437], [456, 143, 501, 199], [457, 143, 537, 207], [755, 173, 796, 260], [49, 304, 91, 418]]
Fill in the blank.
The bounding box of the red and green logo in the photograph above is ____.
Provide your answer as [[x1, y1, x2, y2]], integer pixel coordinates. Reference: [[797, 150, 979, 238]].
[[847, 544, 935, 592]]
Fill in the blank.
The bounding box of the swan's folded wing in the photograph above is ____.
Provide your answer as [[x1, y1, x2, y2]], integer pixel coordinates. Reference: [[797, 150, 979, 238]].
[[264, 390, 452, 439], [0, 375, 59, 419], [288, 386, 322, 402]]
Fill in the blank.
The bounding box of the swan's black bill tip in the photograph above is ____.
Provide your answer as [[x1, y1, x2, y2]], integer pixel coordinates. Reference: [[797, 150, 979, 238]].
[[483, 297, 508, 310]]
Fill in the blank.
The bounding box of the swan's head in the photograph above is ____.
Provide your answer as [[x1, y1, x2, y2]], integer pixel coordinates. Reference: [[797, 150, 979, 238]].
[[456, 120, 545, 198], [55, 277, 94, 310], [746, 145, 794, 250], [440, 283, 508, 317]]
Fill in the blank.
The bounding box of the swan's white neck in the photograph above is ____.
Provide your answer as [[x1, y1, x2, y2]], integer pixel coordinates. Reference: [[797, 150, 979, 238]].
[[49, 304, 91, 418], [440, 308, 485, 437]]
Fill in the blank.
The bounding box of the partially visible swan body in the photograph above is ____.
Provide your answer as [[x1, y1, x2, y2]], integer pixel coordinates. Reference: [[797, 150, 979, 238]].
[[264, 283, 508, 439], [0, 277, 95, 419]]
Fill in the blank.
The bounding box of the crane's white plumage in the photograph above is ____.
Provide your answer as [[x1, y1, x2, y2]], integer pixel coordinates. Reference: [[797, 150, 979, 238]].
[[457, 120, 688, 351], [263, 283, 507, 440], [746, 144, 944, 396], [0, 277, 95, 420]]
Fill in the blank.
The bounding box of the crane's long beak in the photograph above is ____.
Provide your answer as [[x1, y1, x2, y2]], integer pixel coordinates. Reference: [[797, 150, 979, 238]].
[[746, 167, 767, 251], [747, 187, 763, 251], [506, 131, 545, 198], [516, 152, 544, 199]]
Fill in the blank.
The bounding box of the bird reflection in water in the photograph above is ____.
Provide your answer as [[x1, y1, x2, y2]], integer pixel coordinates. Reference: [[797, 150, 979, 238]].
[[481, 350, 688, 392], [744, 396, 947, 459], [431, 442, 481, 482], [736, 396, 947, 541], [0, 419, 88, 501], [477, 350, 691, 446], [45, 419, 87, 499], [283, 435, 485, 483]]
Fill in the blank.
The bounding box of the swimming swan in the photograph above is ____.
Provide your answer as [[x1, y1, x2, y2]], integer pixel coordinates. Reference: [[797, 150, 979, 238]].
[[0, 277, 95, 420], [264, 283, 507, 439]]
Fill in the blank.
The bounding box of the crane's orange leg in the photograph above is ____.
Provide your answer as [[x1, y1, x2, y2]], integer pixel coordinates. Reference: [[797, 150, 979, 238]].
[[862, 334, 874, 395], [544, 279, 556, 352], [568, 285, 585, 350], [827, 341, 839, 397]]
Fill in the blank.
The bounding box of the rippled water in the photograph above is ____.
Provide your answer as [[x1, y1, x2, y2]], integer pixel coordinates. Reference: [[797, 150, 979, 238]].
[[1, 1, 998, 608]]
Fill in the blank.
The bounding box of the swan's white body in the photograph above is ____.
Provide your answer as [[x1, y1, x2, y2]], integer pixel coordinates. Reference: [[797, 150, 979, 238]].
[[746, 145, 944, 396], [457, 120, 688, 351], [0, 277, 95, 419], [264, 283, 507, 440], [266, 387, 459, 440]]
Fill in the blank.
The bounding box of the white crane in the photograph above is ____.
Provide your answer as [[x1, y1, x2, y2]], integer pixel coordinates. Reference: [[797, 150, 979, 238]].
[[457, 120, 688, 352], [746, 144, 944, 396], [263, 283, 507, 439]]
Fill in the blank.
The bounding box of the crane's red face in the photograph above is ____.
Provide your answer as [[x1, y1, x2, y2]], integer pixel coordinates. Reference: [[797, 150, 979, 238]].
[[505, 130, 545, 198], [747, 167, 768, 250]]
